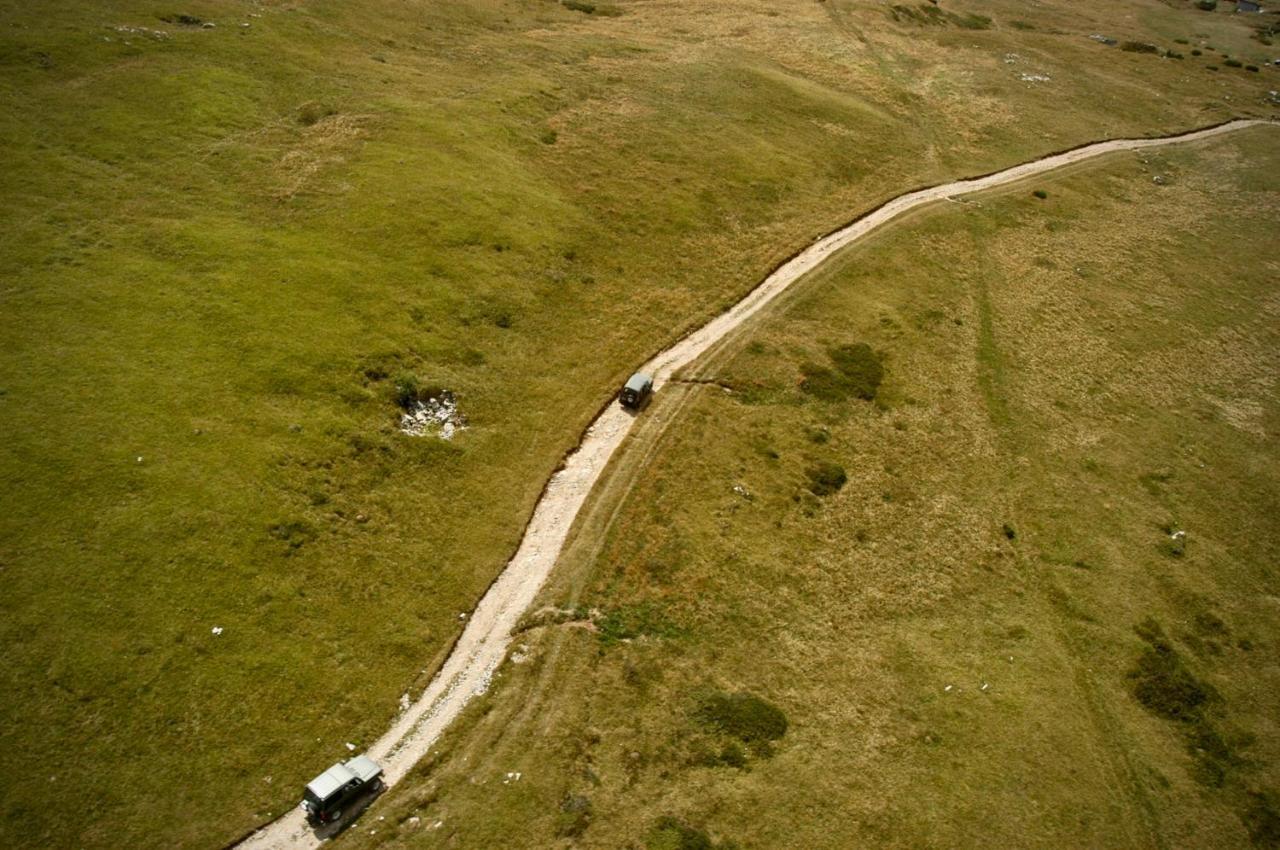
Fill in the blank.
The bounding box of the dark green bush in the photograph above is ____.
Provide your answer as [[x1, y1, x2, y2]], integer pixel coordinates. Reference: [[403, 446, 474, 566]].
[[1244, 793, 1280, 848], [297, 102, 337, 126], [1191, 49, 1203, 55], [1120, 41, 1159, 53], [563, 0, 595, 11], [801, 342, 883, 402], [1128, 620, 1214, 722], [1033, 189, 1048, 199], [696, 692, 788, 744], [806, 461, 847, 496], [1197, 0, 1218, 10], [645, 817, 736, 850], [596, 603, 680, 645], [557, 794, 592, 838], [1246, 64, 1260, 72], [1224, 57, 1243, 67]]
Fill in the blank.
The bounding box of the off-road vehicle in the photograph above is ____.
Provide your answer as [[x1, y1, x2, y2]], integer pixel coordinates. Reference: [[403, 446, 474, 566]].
[[619, 372, 653, 409], [301, 754, 384, 825]]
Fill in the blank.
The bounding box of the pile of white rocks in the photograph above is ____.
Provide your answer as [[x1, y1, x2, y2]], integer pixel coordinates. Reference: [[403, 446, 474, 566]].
[[399, 391, 467, 439]]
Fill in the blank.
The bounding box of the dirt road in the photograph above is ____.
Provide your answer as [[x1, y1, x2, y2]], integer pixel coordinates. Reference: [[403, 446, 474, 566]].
[[235, 118, 1270, 849]]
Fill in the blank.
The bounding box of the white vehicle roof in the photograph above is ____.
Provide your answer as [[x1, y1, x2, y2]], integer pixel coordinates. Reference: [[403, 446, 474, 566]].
[[305, 755, 382, 802], [306, 763, 357, 802]]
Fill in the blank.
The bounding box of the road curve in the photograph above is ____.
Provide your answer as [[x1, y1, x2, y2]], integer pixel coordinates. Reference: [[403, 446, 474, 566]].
[[236, 118, 1271, 849]]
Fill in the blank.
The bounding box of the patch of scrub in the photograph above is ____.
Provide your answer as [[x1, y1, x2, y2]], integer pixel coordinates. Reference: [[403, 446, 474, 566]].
[[399, 391, 467, 439]]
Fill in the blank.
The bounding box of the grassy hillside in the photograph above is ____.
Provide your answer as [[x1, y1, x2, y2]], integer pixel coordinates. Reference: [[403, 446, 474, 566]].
[[342, 127, 1280, 849], [0, 0, 1276, 846]]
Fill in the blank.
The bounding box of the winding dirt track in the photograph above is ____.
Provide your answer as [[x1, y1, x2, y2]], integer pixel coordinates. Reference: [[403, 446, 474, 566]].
[[236, 118, 1269, 849]]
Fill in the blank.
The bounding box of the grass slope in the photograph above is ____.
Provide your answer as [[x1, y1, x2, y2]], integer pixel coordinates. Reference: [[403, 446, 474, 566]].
[[342, 128, 1280, 848], [0, 0, 1276, 846]]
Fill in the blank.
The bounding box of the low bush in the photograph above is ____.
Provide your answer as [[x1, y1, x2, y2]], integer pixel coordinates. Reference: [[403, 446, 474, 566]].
[[596, 603, 680, 645], [1128, 619, 1214, 722], [1224, 58, 1243, 67], [1197, 0, 1218, 10], [1191, 49, 1203, 55], [297, 102, 337, 127], [645, 817, 737, 850], [696, 692, 788, 745], [801, 342, 884, 402], [806, 461, 847, 496], [1121, 41, 1160, 53], [557, 794, 592, 838], [1246, 64, 1260, 72], [1033, 189, 1048, 199]]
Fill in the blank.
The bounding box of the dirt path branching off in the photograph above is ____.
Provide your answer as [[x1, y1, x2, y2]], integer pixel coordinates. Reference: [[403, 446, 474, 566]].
[[236, 118, 1271, 850]]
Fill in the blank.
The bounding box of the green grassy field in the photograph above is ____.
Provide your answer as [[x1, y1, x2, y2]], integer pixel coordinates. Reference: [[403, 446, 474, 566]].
[[341, 127, 1280, 849], [1, 0, 1277, 846]]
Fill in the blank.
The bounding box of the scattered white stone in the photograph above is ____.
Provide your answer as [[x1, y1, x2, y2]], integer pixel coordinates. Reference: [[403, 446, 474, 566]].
[[503, 771, 523, 784], [431, 820, 444, 830], [211, 626, 223, 635], [345, 742, 356, 751], [112, 25, 169, 40], [1019, 73, 1051, 83], [944, 684, 953, 693], [136, 456, 143, 463], [407, 816, 421, 827], [980, 682, 991, 692], [399, 692, 411, 712], [458, 612, 468, 620], [400, 391, 467, 439], [1003, 52, 1021, 64]]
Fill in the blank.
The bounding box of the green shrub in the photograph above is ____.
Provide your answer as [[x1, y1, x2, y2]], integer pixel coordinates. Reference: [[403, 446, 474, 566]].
[[393, 373, 421, 409], [1246, 64, 1260, 72], [539, 128, 558, 145], [1224, 58, 1243, 67], [806, 461, 847, 496], [952, 12, 992, 29], [1197, 0, 1218, 10], [596, 603, 680, 645], [1128, 619, 1214, 722], [1191, 49, 1203, 55], [557, 794, 593, 838], [696, 692, 788, 744], [1244, 793, 1280, 848], [1032, 189, 1048, 199], [1174, 38, 1190, 44], [645, 817, 734, 850], [1121, 41, 1159, 53], [801, 342, 883, 402], [1206, 64, 1219, 70], [297, 102, 337, 126]]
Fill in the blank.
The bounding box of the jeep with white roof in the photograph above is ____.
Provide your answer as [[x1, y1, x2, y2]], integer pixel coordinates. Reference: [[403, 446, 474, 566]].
[[301, 754, 384, 825]]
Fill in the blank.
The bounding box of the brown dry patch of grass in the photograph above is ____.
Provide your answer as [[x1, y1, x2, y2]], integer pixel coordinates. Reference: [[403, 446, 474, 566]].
[[273, 113, 372, 200]]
